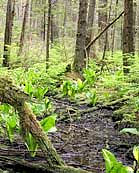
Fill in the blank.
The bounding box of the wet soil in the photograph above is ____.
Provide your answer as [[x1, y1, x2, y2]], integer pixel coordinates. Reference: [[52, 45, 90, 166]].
[[0, 97, 139, 173]]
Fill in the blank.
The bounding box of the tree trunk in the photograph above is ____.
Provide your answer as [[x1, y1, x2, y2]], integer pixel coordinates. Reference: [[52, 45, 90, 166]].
[[51, 14, 54, 43], [73, 0, 88, 76], [63, 0, 68, 37], [98, 0, 108, 51], [41, 0, 46, 42], [0, 76, 93, 173], [133, 2, 137, 52], [137, 2, 139, 56], [123, 0, 135, 74], [46, 0, 51, 70], [3, 0, 15, 67], [18, 0, 29, 56], [86, 0, 96, 57], [111, 0, 119, 56]]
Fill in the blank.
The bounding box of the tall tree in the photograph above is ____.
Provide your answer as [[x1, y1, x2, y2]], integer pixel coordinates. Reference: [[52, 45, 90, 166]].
[[98, 0, 108, 50], [46, 0, 51, 70], [3, 0, 15, 67], [123, 0, 134, 74], [86, 0, 96, 57], [111, 0, 119, 56], [41, 0, 46, 42], [137, 2, 139, 56], [18, 0, 29, 56], [73, 0, 88, 75]]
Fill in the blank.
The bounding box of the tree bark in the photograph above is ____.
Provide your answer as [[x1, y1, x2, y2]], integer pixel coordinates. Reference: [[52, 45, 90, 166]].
[[73, 0, 88, 75], [123, 0, 135, 74], [111, 0, 119, 56], [46, 0, 51, 70], [3, 0, 15, 67], [86, 0, 96, 57], [98, 0, 108, 50], [18, 0, 29, 56]]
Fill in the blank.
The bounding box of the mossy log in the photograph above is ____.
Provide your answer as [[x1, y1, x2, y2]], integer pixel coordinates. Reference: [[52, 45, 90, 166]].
[[79, 97, 130, 115], [0, 155, 91, 173], [0, 76, 93, 173]]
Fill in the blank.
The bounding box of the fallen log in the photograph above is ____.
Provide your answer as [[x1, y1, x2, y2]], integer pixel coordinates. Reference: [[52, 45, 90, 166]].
[[0, 76, 93, 173], [81, 96, 130, 114], [0, 155, 91, 173]]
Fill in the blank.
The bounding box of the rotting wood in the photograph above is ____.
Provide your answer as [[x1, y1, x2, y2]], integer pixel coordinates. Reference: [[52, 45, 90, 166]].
[[0, 155, 91, 173], [0, 76, 93, 173]]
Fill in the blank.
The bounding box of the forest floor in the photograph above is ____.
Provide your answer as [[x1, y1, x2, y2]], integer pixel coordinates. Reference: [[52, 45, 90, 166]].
[[0, 96, 138, 173]]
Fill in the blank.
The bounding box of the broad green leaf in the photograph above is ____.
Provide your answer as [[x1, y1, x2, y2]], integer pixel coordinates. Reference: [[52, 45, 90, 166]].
[[40, 114, 57, 133], [102, 149, 130, 173], [133, 146, 139, 163], [120, 128, 139, 135], [109, 162, 129, 173], [24, 82, 33, 96], [7, 115, 17, 129], [77, 78, 84, 91], [6, 124, 14, 142], [25, 133, 38, 157], [102, 149, 118, 172]]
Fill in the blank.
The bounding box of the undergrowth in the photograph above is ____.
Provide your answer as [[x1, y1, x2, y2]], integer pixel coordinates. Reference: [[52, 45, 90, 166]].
[[0, 44, 139, 162]]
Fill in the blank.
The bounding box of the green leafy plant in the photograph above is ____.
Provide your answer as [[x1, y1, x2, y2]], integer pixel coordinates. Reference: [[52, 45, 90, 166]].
[[76, 78, 86, 92], [40, 114, 57, 133], [44, 97, 53, 113], [33, 86, 48, 100], [120, 128, 139, 135], [25, 132, 38, 157], [0, 104, 19, 142], [83, 65, 96, 86], [31, 98, 52, 116], [24, 81, 33, 97], [61, 80, 77, 99], [5, 114, 17, 143], [24, 81, 48, 100], [86, 90, 98, 106], [102, 149, 133, 173]]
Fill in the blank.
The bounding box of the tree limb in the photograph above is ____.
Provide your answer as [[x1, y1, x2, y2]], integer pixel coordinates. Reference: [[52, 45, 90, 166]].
[[86, 11, 124, 51]]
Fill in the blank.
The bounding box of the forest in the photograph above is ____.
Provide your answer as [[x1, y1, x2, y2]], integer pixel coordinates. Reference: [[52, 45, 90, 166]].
[[0, 0, 139, 173]]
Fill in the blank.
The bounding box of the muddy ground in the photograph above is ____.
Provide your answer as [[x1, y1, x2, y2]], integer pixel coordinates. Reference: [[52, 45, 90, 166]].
[[0, 97, 138, 173]]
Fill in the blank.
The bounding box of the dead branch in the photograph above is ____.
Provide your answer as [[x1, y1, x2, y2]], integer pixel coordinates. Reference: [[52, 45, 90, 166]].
[[86, 11, 124, 51]]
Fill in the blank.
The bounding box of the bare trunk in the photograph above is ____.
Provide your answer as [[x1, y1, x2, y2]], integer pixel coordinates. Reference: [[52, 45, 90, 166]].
[[123, 0, 134, 74], [3, 0, 15, 67], [86, 0, 96, 57], [111, 0, 119, 56], [98, 0, 108, 51], [18, 0, 29, 56], [73, 0, 88, 76], [46, 0, 51, 70], [51, 14, 54, 43]]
